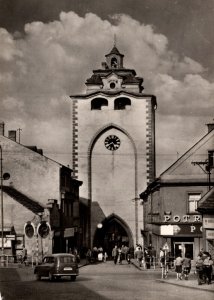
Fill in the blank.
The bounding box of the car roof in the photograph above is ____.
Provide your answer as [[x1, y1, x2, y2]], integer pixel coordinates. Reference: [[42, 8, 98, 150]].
[[44, 253, 75, 258]]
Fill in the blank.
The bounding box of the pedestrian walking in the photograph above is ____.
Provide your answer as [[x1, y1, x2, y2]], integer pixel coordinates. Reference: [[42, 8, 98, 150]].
[[135, 246, 143, 267], [159, 248, 164, 267], [195, 254, 204, 285], [92, 246, 98, 262], [86, 248, 92, 264], [144, 248, 151, 269], [123, 245, 129, 261], [161, 250, 170, 278], [203, 253, 213, 284], [112, 245, 118, 265], [117, 247, 122, 264], [175, 252, 183, 280], [182, 254, 191, 280], [127, 252, 131, 264], [21, 247, 27, 264], [103, 251, 108, 262], [98, 246, 103, 262]]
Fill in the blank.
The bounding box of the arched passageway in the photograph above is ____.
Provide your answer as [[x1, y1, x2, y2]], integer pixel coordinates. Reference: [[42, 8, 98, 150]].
[[93, 214, 133, 255]]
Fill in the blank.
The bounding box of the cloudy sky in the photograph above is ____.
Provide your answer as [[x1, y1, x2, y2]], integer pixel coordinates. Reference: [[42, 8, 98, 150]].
[[0, 0, 214, 175]]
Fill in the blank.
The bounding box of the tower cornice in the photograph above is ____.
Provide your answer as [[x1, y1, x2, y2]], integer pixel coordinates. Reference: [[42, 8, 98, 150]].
[[70, 90, 156, 101]]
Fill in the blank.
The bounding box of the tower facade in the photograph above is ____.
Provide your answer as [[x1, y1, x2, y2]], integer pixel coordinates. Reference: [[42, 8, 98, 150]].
[[70, 46, 157, 252]]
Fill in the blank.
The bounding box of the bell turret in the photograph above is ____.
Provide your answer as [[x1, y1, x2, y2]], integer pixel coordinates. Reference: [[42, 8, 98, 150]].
[[104, 46, 124, 69], [85, 45, 144, 93]]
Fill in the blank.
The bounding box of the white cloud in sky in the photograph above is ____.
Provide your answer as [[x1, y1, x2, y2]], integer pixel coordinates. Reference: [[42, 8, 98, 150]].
[[0, 11, 213, 173]]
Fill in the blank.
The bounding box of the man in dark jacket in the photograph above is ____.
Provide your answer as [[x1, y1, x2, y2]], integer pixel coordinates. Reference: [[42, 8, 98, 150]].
[[196, 254, 204, 285]]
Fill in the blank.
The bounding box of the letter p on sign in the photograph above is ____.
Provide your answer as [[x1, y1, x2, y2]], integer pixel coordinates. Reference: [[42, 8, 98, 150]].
[[190, 226, 196, 233]]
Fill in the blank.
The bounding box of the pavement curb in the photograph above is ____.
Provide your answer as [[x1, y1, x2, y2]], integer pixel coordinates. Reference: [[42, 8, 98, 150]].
[[131, 260, 214, 293], [157, 279, 214, 293]]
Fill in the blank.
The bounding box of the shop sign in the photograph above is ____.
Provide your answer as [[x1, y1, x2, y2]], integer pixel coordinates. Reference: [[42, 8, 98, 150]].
[[64, 227, 76, 238], [163, 214, 201, 223], [173, 224, 202, 235], [161, 224, 202, 236], [5, 235, 15, 240], [203, 216, 214, 229], [206, 230, 214, 240]]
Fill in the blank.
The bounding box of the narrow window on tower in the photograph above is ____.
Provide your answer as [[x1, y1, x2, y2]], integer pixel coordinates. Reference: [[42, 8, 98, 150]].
[[91, 98, 108, 110], [114, 97, 131, 110]]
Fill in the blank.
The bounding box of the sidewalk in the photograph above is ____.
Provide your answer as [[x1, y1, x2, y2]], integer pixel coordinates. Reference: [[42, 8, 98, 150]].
[[131, 259, 214, 293]]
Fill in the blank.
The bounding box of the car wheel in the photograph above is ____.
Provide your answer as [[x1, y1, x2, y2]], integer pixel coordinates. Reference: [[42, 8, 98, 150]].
[[36, 273, 41, 281], [70, 276, 76, 281], [49, 272, 54, 281]]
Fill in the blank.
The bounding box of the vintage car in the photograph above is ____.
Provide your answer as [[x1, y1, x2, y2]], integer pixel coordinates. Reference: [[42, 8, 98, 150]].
[[34, 253, 79, 281]]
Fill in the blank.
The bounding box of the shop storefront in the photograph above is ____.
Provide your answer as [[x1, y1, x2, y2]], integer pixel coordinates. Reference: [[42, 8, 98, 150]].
[[152, 214, 203, 260]]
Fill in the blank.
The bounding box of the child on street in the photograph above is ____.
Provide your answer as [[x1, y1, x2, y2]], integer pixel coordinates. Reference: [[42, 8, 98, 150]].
[[175, 252, 183, 280]]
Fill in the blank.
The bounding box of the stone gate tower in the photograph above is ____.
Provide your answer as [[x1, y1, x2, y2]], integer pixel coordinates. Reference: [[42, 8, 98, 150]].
[[70, 45, 157, 252]]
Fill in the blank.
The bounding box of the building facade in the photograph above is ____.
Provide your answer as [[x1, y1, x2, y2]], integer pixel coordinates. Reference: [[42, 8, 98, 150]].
[[140, 124, 214, 261], [70, 46, 157, 253], [0, 123, 86, 260]]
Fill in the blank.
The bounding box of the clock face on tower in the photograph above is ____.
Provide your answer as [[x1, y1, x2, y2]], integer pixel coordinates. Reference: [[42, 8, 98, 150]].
[[104, 135, 121, 151]]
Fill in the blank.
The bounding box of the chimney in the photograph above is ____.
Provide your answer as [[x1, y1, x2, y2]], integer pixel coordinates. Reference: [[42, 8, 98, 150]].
[[37, 149, 43, 155], [207, 123, 214, 133], [101, 62, 108, 69], [8, 130, 17, 142], [0, 122, 5, 136]]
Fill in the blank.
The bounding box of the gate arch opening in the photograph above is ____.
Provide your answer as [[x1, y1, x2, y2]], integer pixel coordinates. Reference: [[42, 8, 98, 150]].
[[93, 214, 133, 256]]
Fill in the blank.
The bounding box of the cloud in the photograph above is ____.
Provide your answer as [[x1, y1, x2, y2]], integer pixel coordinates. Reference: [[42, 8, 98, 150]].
[[0, 28, 22, 61], [2, 96, 24, 110], [0, 11, 213, 172]]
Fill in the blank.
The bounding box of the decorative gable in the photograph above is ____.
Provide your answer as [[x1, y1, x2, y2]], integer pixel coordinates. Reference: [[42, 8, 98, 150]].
[[102, 73, 123, 90]]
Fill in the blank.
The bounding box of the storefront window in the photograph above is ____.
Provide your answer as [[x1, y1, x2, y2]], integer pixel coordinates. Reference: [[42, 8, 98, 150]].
[[188, 193, 201, 213]]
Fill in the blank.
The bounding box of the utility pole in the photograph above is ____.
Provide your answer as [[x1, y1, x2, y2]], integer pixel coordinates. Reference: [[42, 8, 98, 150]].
[[192, 155, 213, 190]]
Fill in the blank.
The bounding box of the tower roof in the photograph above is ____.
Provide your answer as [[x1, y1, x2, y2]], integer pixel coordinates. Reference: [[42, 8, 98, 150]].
[[105, 46, 124, 57]]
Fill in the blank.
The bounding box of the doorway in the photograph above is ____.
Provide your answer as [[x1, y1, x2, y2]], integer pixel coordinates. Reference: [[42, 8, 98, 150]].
[[174, 242, 194, 259]]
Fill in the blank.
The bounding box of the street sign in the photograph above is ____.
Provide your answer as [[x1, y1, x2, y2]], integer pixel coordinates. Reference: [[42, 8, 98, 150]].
[[5, 235, 15, 240], [162, 242, 169, 251]]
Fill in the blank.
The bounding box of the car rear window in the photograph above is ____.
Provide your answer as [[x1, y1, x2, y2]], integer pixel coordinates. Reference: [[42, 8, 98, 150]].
[[43, 257, 55, 263], [59, 256, 75, 263]]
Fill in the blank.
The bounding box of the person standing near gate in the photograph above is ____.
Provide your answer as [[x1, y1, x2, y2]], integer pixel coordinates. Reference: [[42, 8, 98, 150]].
[[112, 245, 118, 265], [135, 246, 143, 267]]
